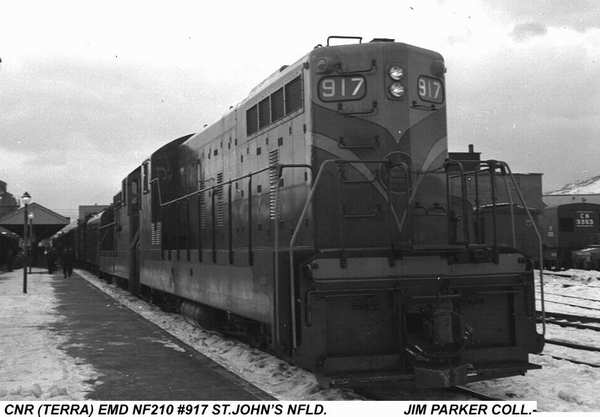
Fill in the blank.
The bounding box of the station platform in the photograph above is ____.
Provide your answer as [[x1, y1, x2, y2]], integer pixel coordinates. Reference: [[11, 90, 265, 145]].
[[0, 268, 272, 400]]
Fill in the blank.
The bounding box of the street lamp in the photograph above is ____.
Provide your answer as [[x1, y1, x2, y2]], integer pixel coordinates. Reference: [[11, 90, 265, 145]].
[[28, 212, 34, 273], [21, 192, 31, 294]]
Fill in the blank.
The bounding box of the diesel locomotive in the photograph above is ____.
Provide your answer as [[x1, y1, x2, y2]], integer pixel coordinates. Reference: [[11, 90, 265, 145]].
[[58, 37, 545, 388]]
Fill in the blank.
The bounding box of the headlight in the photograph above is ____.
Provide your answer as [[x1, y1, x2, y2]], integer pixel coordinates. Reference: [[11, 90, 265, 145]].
[[389, 66, 404, 80], [389, 82, 405, 98]]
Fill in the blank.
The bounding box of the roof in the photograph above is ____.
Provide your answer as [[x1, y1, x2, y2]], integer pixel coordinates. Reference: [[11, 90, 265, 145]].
[[0, 202, 69, 226]]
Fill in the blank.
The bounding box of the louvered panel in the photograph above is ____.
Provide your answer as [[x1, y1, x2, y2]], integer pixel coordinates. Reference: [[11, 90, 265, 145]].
[[269, 150, 279, 220], [216, 172, 225, 227], [151, 222, 162, 246]]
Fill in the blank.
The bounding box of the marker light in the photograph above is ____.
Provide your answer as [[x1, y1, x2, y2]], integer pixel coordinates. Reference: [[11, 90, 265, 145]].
[[389, 66, 404, 80], [389, 82, 405, 98]]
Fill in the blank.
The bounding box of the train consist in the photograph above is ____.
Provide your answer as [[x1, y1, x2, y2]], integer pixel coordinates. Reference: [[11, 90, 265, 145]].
[[54, 37, 545, 388]]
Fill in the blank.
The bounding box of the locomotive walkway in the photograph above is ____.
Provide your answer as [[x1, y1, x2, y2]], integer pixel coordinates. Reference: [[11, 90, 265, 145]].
[[0, 268, 272, 400]]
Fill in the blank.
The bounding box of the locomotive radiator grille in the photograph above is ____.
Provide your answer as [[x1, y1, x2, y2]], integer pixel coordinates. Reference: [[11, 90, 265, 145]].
[[151, 222, 162, 246], [216, 172, 224, 227], [269, 149, 279, 220], [199, 179, 208, 230]]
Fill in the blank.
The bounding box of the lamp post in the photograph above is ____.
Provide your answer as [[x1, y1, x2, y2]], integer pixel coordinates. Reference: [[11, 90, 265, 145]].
[[28, 212, 34, 273], [21, 192, 31, 294]]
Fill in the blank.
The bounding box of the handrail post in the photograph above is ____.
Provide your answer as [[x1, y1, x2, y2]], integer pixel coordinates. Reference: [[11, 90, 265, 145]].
[[248, 175, 253, 265], [444, 159, 469, 246], [272, 166, 280, 347], [474, 168, 480, 243], [488, 161, 498, 256], [498, 161, 545, 336], [501, 172, 517, 248], [289, 160, 338, 351]]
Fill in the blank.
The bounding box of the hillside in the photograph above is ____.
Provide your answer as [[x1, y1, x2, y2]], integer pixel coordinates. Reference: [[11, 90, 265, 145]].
[[549, 174, 600, 195]]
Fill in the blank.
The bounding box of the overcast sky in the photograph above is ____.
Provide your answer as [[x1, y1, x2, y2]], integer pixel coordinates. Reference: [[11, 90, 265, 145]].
[[1, 0, 598, 219]]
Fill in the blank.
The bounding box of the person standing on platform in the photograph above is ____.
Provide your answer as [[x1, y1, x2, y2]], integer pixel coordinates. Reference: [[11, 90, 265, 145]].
[[46, 247, 57, 274], [61, 246, 74, 278]]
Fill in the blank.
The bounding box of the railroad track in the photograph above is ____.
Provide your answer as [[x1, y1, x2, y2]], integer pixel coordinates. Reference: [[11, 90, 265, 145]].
[[538, 310, 600, 325], [540, 298, 600, 312], [542, 291, 600, 303], [545, 338, 600, 352], [539, 353, 600, 368]]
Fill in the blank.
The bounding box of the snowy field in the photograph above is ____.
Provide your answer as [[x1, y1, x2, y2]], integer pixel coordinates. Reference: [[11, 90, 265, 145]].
[[1, 267, 600, 409]]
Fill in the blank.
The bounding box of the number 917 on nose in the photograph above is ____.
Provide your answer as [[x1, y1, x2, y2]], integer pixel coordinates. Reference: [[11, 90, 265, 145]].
[[318, 76, 366, 101]]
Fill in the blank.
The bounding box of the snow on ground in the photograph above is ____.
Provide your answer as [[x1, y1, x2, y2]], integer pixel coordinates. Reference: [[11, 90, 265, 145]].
[[77, 268, 600, 409], [468, 355, 600, 411], [0, 269, 98, 400], [537, 269, 600, 318], [74, 269, 358, 401], [4, 265, 600, 407], [467, 268, 600, 411]]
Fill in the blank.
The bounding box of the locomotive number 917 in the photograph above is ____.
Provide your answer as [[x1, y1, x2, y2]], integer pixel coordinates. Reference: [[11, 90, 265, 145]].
[[318, 76, 366, 101], [418, 75, 444, 103]]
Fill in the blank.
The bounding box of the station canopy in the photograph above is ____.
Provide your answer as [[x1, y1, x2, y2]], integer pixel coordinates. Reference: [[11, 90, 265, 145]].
[[0, 203, 70, 240]]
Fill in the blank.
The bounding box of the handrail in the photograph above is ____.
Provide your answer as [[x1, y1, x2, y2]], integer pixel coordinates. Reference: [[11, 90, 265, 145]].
[[151, 164, 314, 209], [444, 159, 469, 246], [272, 164, 316, 346], [497, 161, 545, 336], [288, 158, 409, 350], [289, 160, 338, 350], [501, 171, 517, 248]]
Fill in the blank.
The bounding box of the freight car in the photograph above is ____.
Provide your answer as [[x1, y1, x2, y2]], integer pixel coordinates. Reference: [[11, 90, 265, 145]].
[[538, 203, 600, 268], [70, 37, 545, 388]]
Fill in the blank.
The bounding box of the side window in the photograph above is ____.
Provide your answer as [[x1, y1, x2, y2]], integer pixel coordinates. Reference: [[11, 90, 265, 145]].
[[258, 97, 270, 129], [246, 105, 258, 136], [285, 76, 302, 114], [271, 88, 284, 121]]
